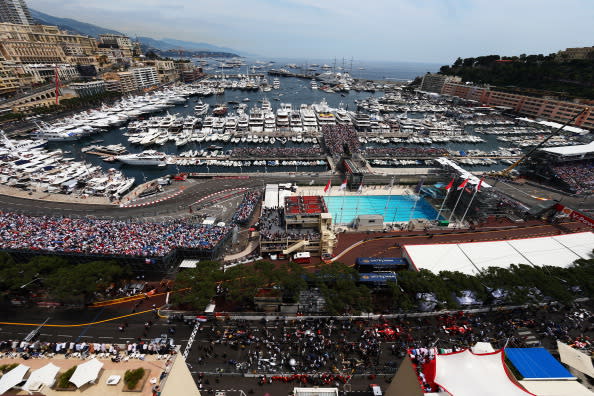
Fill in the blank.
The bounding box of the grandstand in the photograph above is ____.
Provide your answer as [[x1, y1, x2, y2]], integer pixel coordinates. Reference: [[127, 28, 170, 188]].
[[524, 141, 594, 195]]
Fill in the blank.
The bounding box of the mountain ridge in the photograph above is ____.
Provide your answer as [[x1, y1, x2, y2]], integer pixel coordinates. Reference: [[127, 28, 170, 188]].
[[29, 9, 243, 56]]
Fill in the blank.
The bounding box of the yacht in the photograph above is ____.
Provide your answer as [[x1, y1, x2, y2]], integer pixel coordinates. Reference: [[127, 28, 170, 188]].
[[201, 117, 214, 134], [237, 113, 250, 131], [276, 106, 290, 129], [290, 112, 304, 133], [300, 105, 319, 132], [1, 132, 47, 152], [334, 104, 352, 125], [249, 107, 265, 132], [116, 150, 168, 166], [194, 101, 210, 116], [263, 112, 276, 133], [313, 98, 336, 126], [349, 111, 371, 131], [273, 78, 280, 89], [311, 80, 318, 90]]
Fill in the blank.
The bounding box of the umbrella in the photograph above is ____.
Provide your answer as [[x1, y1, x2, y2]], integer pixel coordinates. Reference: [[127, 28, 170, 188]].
[[0, 364, 29, 395], [23, 362, 60, 392], [69, 358, 103, 388]]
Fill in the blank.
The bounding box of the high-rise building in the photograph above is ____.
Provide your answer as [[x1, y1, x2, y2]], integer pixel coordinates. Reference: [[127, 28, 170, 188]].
[[0, 0, 33, 25]]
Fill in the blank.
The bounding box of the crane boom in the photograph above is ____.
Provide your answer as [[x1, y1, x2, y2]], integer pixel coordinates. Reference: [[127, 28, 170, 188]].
[[498, 107, 589, 177]]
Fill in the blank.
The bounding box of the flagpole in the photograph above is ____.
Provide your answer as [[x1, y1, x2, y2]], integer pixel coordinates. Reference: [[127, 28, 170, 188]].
[[459, 188, 478, 226], [448, 180, 467, 223], [436, 187, 451, 220]]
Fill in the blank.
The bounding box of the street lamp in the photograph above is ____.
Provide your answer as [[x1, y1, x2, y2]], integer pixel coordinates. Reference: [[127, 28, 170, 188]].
[[20, 277, 41, 289]]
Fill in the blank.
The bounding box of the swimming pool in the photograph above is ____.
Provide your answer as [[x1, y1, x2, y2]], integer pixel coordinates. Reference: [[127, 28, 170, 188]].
[[324, 195, 440, 224]]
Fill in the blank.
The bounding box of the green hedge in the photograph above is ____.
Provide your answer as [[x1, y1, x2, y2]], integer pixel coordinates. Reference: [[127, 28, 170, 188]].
[[124, 367, 145, 390], [0, 363, 19, 373], [57, 366, 77, 388]]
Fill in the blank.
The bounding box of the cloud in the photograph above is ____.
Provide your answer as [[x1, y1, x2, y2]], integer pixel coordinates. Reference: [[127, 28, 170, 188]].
[[26, 0, 594, 63]]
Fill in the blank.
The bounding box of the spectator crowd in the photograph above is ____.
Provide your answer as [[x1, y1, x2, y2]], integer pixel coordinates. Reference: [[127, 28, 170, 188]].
[[231, 147, 323, 158], [231, 190, 262, 225], [551, 160, 594, 195], [322, 125, 361, 157], [0, 212, 231, 257], [364, 147, 449, 158]]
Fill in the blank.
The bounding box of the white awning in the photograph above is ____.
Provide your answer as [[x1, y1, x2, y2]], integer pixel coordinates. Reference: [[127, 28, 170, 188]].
[[434, 350, 533, 396], [519, 380, 594, 396], [23, 362, 60, 392], [541, 141, 594, 157], [69, 358, 103, 388], [0, 364, 29, 395], [557, 341, 594, 378], [471, 342, 495, 354], [179, 259, 199, 268]]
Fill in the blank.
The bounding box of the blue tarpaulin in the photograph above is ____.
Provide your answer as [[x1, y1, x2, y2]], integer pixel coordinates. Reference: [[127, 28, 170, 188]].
[[505, 348, 574, 379]]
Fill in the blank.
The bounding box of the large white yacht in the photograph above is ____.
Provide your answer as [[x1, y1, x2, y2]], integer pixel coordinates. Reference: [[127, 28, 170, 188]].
[[349, 111, 371, 131], [300, 104, 319, 132], [313, 98, 336, 126], [276, 106, 290, 129], [194, 101, 210, 116], [249, 107, 264, 132], [116, 150, 168, 166]]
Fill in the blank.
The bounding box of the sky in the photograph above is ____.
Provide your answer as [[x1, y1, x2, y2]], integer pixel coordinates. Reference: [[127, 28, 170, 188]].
[[26, 0, 594, 64]]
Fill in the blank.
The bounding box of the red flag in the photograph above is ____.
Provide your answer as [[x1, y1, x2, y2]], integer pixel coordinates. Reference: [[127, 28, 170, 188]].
[[444, 178, 455, 191], [476, 177, 484, 192], [323, 179, 331, 193], [457, 178, 468, 190], [339, 178, 347, 191]]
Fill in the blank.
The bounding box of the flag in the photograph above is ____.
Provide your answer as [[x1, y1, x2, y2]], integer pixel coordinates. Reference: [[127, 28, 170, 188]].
[[309, 180, 314, 185], [389, 177, 395, 188], [324, 179, 331, 193], [444, 177, 455, 191], [357, 183, 363, 193], [457, 178, 469, 191], [339, 178, 347, 191], [476, 177, 484, 192]]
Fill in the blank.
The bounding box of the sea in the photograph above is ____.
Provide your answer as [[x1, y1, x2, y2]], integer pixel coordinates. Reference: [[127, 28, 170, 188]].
[[43, 58, 514, 185]]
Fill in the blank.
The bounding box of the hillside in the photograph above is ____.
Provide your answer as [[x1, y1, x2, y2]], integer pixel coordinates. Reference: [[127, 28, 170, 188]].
[[439, 54, 594, 99], [30, 8, 122, 36], [30, 9, 241, 57]]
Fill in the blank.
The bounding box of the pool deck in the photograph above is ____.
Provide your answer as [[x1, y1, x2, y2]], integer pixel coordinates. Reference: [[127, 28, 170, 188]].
[[295, 185, 414, 197]]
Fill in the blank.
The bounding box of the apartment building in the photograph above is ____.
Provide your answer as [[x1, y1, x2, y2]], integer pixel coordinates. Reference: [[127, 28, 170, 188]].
[[0, 0, 33, 25], [131, 66, 158, 90], [0, 61, 19, 95], [441, 81, 594, 130], [0, 23, 98, 64], [556, 46, 594, 61]]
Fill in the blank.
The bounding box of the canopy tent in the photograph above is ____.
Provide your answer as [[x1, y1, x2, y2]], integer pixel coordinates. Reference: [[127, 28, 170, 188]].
[[0, 364, 29, 395], [505, 348, 574, 380], [519, 380, 594, 396], [403, 232, 594, 275], [557, 341, 594, 378], [69, 358, 103, 388], [432, 350, 535, 396], [23, 362, 60, 392], [471, 342, 495, 354]]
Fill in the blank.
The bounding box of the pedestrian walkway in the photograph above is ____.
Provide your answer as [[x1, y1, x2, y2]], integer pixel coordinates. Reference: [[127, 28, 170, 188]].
[[0, 185, 111, 205]]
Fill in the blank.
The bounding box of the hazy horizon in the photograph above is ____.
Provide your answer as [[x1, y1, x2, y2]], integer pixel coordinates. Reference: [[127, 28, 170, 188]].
[[26, 0, 594, 64]]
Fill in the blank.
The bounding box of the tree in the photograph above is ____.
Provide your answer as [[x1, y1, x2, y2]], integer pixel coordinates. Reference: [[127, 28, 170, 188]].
[[44, 260, 128, 304], [173, 261, 223, 310]]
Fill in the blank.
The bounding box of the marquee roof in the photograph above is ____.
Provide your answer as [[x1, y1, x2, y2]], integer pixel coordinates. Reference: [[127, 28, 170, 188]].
[[403, 232, 594, 275], [433, 350, 535, 396]]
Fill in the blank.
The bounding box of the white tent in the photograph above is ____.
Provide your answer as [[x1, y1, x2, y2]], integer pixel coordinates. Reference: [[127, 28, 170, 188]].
[[471, 342, 495, 354], [23, 362, 60, 392], [69, 358, 103, 388], [0, 364, 29, 395], [433, 350, 533, 396], [557, 341, 594, 378], [403, 232, 594, 275], [519, 380, 594, 396]]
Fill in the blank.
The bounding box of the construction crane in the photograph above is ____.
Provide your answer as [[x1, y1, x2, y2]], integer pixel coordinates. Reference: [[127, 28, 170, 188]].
[[495, 107, 589, 177]]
